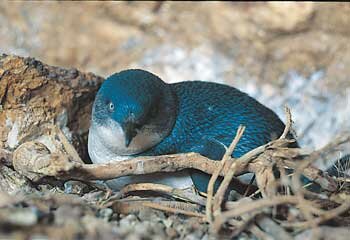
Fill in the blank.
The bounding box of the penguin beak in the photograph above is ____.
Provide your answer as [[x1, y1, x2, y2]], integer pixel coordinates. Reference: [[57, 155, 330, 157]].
[[123, 120, 138, 147]]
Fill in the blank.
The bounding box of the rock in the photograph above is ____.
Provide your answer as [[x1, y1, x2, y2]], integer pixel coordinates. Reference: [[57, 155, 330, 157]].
[[64, 180, 91, 195], [0, 55, 103, 151], [98, 208, 114, 221], [0, 207, 39, 227], [251, 2, 315, 32], [0, 55, 102, 174], [295, 226, 350, 240], [0, 164, 35, 194], [54, 205, 83, 226]]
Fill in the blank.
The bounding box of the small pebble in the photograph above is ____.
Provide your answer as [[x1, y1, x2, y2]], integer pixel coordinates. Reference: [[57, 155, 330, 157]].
[[98, 208, 113, 221], [64, 181, 89, 195]]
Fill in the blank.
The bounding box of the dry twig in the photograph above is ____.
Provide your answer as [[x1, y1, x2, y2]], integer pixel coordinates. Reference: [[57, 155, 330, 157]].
[[112, 198, 204, 218], [115, 183, 206, 206], [206, 125, 245, 223], [142, 202, 205, 219]]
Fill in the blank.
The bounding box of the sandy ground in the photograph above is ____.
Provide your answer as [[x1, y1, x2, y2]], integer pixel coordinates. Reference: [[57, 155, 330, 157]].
[[0, 2, 349, 239]]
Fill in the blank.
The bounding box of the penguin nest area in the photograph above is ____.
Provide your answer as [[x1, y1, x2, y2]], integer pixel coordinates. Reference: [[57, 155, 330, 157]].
[[0, 56, 349, 239]]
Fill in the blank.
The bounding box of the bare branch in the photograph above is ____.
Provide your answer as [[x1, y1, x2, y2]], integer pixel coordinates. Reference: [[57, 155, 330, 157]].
[[206, 125, 245, 223]]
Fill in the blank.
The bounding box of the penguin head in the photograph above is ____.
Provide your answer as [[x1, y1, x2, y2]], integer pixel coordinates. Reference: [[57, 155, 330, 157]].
[[89, 69, 177, 156]]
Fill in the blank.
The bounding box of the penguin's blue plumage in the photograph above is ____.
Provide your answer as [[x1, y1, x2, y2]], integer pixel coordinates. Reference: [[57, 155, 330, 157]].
[[144, 81, 286, 155], [140, 81, 288, 192], [88, 69, 294, 191]]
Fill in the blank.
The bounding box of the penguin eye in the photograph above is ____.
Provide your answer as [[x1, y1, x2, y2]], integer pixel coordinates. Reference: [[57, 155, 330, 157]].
[[108, 102, 115, 112]]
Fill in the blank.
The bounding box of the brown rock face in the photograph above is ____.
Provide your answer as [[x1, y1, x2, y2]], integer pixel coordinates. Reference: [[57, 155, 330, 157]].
[[0, 2, 349, 88], [0, 55, 103, 151]]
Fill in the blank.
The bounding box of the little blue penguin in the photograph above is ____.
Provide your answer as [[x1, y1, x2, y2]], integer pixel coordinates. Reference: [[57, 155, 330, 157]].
[[88, 69, 294, 191]]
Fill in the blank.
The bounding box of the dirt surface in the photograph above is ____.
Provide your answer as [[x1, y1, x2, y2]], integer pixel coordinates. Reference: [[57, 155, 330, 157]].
[[0, 2, 350, 239]]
